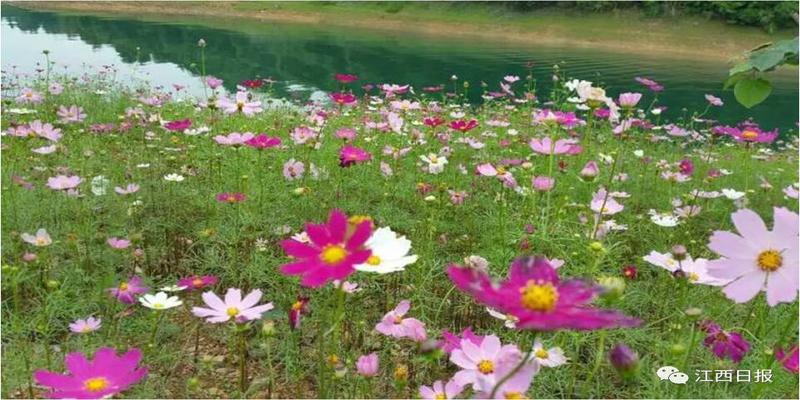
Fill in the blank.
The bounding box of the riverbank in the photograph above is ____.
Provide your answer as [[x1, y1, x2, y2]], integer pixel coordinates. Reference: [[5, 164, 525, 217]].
[[10, 1, 795, 62]]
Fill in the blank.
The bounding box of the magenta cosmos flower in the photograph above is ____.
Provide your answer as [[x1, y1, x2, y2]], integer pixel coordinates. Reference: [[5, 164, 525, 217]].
[[107, 276, 149, 304], [192, 288, 274, 323], [707, 207, 798, 306], [330, 92, 357, 106], [449, 119, 479, 133], [164, 119, 191, 132], [245, 134, 281, 149], [216, 192, 246, 203], [47, 175, 82, 191], [701, 321, 750, 363], [339, 145, 372, 167], [288, 296, 310, 330], [448, 257, 641, 331], [375, 300, 427, 342], [177, 275, 219, 291], [775, 346, 799, 374], [34, 347, 147, 398], [334, 73, 359, 84]]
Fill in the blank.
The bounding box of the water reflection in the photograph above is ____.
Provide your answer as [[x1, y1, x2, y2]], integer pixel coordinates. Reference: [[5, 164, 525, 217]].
[[2, 4, 797, 131]]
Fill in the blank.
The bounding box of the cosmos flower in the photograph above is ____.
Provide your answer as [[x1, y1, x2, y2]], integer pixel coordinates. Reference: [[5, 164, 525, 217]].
[[47, 175, 82, 191], [214, 132, 256, 146], [487, 308, 518, 329], [279, 209, 372, 287], [330, 92, 357, 106], [334, 73, 359, 84], [618, 92, 642, 108], [375, 300, 427, 342], [177, 275, 219, 291], [108, 276, 149, 304], [439, 328, 485, 353], [701, 320, 750, 363], [643, 250, 728, 286], [163, 173, 185, 182], [21, 228, 52, 247], [69, 317, 102, 334], [114, 184, 140, 195], [217, 91, 263, 116], [529, 339, 568, 368], [282, 159, 305, 181], [216, 192, 247, 203], [57, 105, 87, 123], [192, 288, 274, 323], [705, 94, 724, 106], [339, 145, 372, 167], [419, 379, 464, 400], [355, 353, 379, 377], [34, 347, 148, 399], [355, 227, 418, 274], [707, 207, 799, 306], [447, 257, 641, 331], [288, 296, 310, 330], [244, 134, 281, 149], [590, 188, 624, 215], [420, 154, 448, 174], [16, 87, 43, 104], [529, 137, 580, 155], [139, 292, 183, 310], [205, 76, 223, 89], [775, 346, 799, 374], [449, 119, 479, 133], [474, 358, 538, 399], [107, 237, 131, 249], [424, 116, 446, 127], [164, 119, 191, 132], [450, 334, 522, 388]]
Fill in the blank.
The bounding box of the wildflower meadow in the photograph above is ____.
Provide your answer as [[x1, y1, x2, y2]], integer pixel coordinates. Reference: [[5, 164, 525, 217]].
[[1, 38, 798, 399]]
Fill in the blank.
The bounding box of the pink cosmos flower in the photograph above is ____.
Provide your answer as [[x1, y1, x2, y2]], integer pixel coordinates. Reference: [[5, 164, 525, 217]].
[[529, 137, 579, 155], [213, 132, 255, 146], [450, 334, 522, 388], [419, 379, 464, 400], [330, 92, 357, 106], [177, 275, 219, 291], [580, 160, 599, 180], [282, 159, 305, 181], [217, 91, 263, 116], [339, 145, 372, 167], [49, 82, 64, 95], [380, 83, 409, 97], [476, 163, 517, 188], [290, 126, 318, 144], [705, 94, 724, 106], [449, 119, 479, 133], [69, 317, 102, 334], [34, 347, 147, 398], [107, 237, 131, 249], [192, 288, 274, 323], [205, 76, 223, 89], [114, 184, 140, 195], [532, 176, 555, 192], [47, 175, 82, 191], [375, 300, 427, 342], [775, 346, 799, 374], [335, 128, 357, 141], [21, 228, 52, 246], [16, 87, 43, 104], [618, 92, 642, 107], [356, 353, 379, 377], [28, 120, 63, 141], [447, 257, 641, 331], [679, 159, 694, 176], [279, 209, 372, 287], [216, 192, 246, 203], [475, 357, 538, 398], [707, 207, 799, 306], [57, 105, 87, 123], [164, 119, 191, 132], [107, 276, 149, 304], [590, 188, 624, 215], [334, 73, 359, 84], [701, 320, 750, 363], [244, 134, 281, 149], [634, 77, 663, 92], [448, 190, 468, 205]]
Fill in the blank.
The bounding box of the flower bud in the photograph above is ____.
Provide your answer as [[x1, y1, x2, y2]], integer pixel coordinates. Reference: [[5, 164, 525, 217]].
[[589, 241, 605, 252], [671, 245, 687, 261], [579, 160, 599, 181], [597, 276, 625, 300], [609, 343, 639, 378], [197, 38, 206, 48]]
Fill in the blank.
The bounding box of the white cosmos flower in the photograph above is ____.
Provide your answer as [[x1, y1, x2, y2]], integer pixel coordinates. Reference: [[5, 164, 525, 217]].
[[649, 210, 680, 227], [420, 154, 448, 174], [160, 285, 187, 292], [163, 173, 185, 182], [139, 292, 183, 310], [486, 308, 518, 329], [643, 251, 729, 286], [355, 227, 418, 274], [529, 339, 568, 368], [91, 175, 110, 196], [721, 188, 745, 200]]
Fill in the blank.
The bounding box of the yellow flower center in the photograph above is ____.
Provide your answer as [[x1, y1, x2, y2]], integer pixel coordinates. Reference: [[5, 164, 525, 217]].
[[366, 255, 381, 266], [84, 377, 109, 392], [35, 237, 48, 245], [226, 307, 240, 317], [429, 155, 439, 163], [520, 280, 558, 312], [688, 272, 700, 282], [757, 249, 782, 272], [81, 326, 92, 333], [152, 303, 164, 309], [535, 348, 549, 359], [505, 392, 526, 400], [320, 245, 348, 265], [236, 102, 244, 112], [435, 395, 447, 400], [741, 130, 758, 140], [291, 301, 303, 310], [497, 166, 507, 175], [118, 282, 129, 291], [477, 359, 495, 374], [192, 278, 204, 288], [226, 195, 237, 203]]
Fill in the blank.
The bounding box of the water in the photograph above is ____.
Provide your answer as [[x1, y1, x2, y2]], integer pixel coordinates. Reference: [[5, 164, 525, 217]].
[[2, 5, 798, 132]]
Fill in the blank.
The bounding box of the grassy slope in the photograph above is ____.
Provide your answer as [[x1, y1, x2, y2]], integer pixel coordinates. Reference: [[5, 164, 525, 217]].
[[10, 1, 796, 62], [0, 71, 798, 399]]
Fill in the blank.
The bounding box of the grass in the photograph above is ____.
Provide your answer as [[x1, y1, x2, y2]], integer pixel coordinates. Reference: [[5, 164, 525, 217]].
[[1, 60, 798, 399]]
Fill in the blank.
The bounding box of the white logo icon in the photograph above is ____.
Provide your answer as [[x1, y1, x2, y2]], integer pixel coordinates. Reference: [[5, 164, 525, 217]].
[[657, 366, 687, 384]]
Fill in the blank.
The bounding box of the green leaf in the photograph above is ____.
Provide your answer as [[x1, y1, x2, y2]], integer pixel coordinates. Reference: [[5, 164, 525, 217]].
[[723, 72, 749, 89], [733, 78, 772, 108]]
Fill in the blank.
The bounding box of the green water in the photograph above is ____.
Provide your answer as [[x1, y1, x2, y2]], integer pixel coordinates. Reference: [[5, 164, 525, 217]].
[[2, 5, 797, 132]]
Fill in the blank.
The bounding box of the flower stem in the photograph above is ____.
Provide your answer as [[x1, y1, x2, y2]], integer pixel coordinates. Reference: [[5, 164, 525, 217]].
[[149, 311, 166, 345], [239, 327, 249, 394]]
